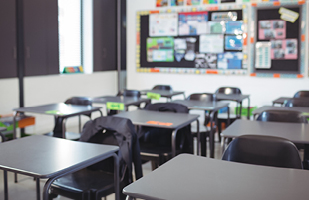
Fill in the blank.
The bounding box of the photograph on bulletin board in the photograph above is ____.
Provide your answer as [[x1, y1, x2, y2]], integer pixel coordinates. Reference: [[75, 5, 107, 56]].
[[156, 0, 168, 7], [171, 0, 184, 6], [187, 0, 201, 6], [203, 0, 218, 5], [149, 13, 178, 36], [137, 7, 247, 75], [178, 11, 208, 35], [252, 4, 305, 77]]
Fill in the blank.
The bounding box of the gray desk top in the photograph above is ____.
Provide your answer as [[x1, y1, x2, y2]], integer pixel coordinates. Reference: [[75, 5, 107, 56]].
[[221, 119, 309, 144], [0, 135, 118, 178], [114, 110, 199, 129], [13, 103, 102, 117], [91, 96, 151, 106], [215, 94, 250, 102], [272, 97, 309, 105], [172, 100, 229, 111], [123, 154, 309, 200], [140, 90, 184, 98], [252, 106, 309, 116]]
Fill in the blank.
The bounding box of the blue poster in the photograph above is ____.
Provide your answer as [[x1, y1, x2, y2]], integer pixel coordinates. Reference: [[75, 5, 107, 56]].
[[225, 21, 243, 35], [225, 35, 243, 50], [217, 52, 243, 69]]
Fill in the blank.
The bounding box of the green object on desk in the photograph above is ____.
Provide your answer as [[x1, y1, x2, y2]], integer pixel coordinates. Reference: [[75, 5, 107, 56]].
[[147, 92, 161, 100], [235, 106, 257, 117], [106, 102, 125, 111], [45, 110, 64, 115]]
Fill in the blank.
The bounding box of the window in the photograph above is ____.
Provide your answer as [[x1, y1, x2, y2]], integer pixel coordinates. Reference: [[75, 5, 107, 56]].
[[58, 0, 82, 73]]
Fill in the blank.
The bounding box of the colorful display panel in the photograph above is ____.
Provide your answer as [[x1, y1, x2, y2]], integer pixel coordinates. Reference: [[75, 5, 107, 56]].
[[149, 13, 178, 37], [178, 11, 208, 36], [147, 37, 174, 62]]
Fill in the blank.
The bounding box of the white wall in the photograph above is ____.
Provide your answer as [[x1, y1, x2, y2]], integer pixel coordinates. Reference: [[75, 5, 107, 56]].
[[127, 0, 309, 107], [0, 71, 117, 133]]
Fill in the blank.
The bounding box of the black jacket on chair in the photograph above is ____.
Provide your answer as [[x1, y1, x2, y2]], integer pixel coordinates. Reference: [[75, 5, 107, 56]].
[[79, 116, 143, 182]]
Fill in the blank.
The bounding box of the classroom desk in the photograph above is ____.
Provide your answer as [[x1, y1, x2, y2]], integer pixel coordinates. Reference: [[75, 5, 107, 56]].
[[272, 97, 309, 106], [252, 106, 309, 118], [123, 154, 309, 200], [91, 96, 151, 110], [114, 110, 200, 156], [172, 100, 230, 158], [221, 119, 309, 169], [0, 135, 119, 200], [215, 94, 250, 119], [140, 89, 186, 100], [13, 103, 103, 139]]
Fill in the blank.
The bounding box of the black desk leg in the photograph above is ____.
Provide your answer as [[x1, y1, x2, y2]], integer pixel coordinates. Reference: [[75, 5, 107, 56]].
[[303, 145, 309, 170], [4, 171, 8, 200], [209, 113, 215, 158], [171, 129, 179, 157], [36, 178, 41, 200], [196, 120, 200, 156], [126, 196, 134, 200], [113, 153, 120, 200]]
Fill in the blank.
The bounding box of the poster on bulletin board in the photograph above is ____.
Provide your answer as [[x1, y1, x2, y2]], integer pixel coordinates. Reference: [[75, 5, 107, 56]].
[[250, 1, 306, 78], [136, 4, 249, 75]]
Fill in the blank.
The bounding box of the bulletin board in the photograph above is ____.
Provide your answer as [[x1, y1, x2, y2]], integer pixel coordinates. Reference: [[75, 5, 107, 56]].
[[249, 1, 306, 78], [136, 4, 249, 75]]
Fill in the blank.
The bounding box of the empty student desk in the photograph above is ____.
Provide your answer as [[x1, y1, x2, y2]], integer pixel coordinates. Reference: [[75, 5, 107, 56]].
[[221, 119, 309, 169], [172, 99, 230, 158], [13, 103, 102, 139], [252, 106, 309, 118], [115, 109, 199, 156], [215, 93, 250, 119], [123, 154, 309, 200], [91, 95, 151, 109], [272, 97, 309, 106], [141, 89, 185, 100], [0, 135, 119, 200]]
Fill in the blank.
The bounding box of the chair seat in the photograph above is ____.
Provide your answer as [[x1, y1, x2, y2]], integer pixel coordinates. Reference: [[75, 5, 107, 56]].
[[44, 131, 81, 140], [50, 168, 114, 198]]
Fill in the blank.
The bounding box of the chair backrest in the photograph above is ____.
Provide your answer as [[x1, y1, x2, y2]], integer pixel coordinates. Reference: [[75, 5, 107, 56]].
[[256, 109, 308, 123], [152, 85, 172, 91], [65, 97, 92, 106], [285, 98, 309, 108], [187, 93, 215, 102], [216, 87, 242, 95], [293, 90, 309, 98], [79, 116, 143, 183], [222, 135, 303, 169], [144, 102, 189, 113], [117, 89, 141, 98]]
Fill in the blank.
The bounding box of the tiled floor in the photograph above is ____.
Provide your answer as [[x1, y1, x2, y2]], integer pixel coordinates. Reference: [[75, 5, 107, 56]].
[[0, 126, 223, 200]]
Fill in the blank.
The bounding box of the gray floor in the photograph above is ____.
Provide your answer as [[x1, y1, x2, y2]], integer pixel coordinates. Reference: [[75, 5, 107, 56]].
[[0, 133, 223, 200]]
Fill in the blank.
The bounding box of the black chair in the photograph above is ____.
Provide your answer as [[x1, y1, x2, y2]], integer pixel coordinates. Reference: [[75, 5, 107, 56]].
[[222, 135, 303, 169], [108, 89, 143, 116], [187, 93, 217, 156], [117, 89, 141, 98], [48, 97, 93, 140], [215, 87, 242, 142], [49, 116, 143, 200], [138, 103, 192, 169], [293, 90, 309, 98], [256, 109, 308, 124], [285, 98, 309, 107], [152, 85, 172, 91]]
